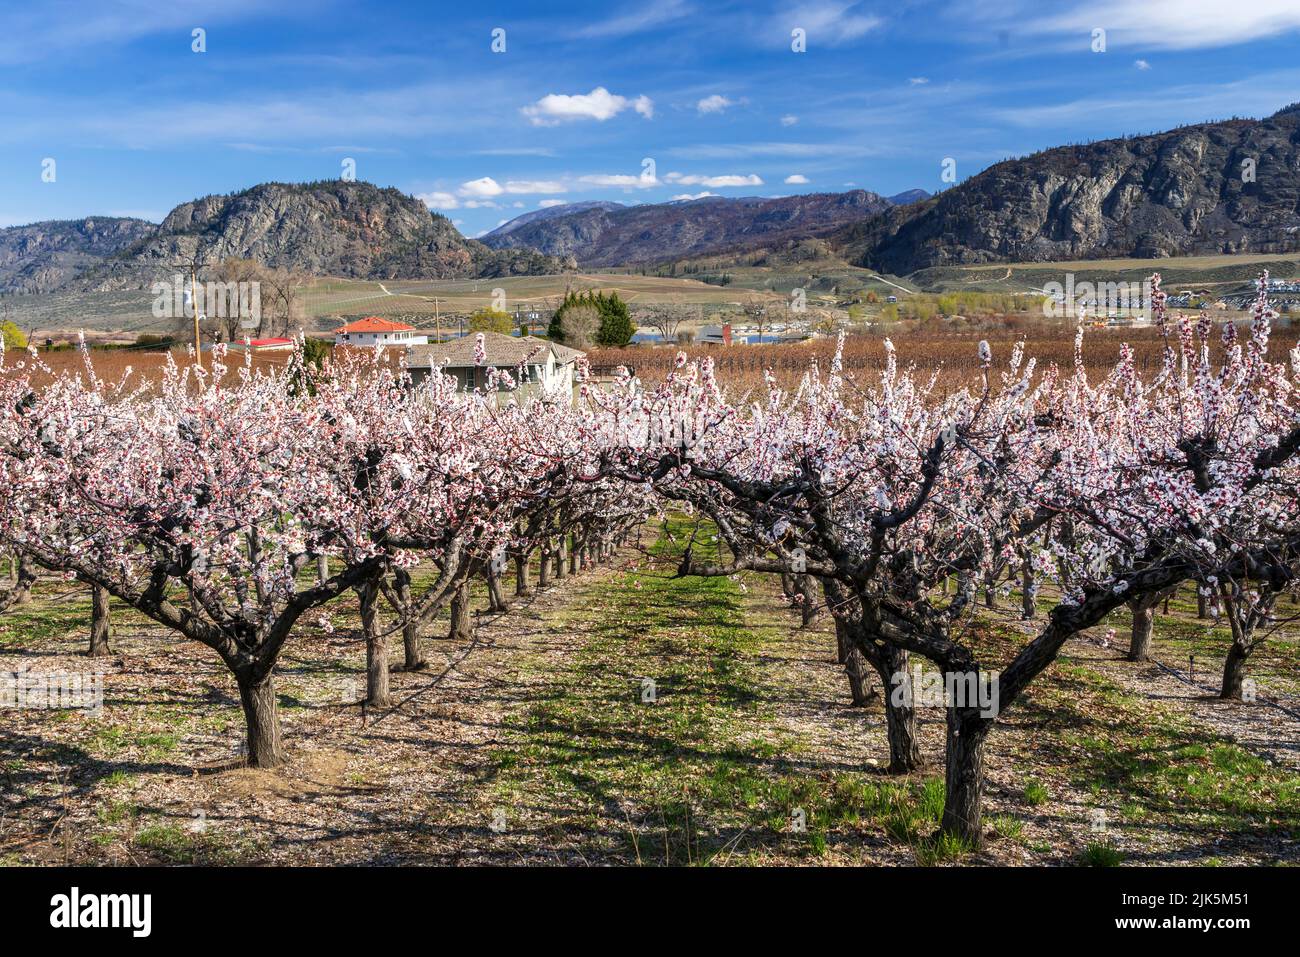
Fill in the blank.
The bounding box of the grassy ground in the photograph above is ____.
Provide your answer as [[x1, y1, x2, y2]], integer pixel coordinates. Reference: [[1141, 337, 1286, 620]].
[[1, 525, 1297, 865]]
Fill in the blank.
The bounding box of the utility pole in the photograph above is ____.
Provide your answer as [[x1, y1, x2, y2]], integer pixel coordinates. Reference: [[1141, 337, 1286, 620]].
[[434, 297, 441, 342], [172, 252, 217, 370], [190, 263, 203, 370]]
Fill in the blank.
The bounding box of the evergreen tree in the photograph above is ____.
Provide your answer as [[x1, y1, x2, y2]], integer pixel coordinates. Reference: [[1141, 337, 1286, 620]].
[[595, 291, 634, 346]]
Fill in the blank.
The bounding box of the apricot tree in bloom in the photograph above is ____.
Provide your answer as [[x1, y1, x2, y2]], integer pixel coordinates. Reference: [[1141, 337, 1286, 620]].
[[0, 343, 603, 765], [591, 274, 1300, 845]]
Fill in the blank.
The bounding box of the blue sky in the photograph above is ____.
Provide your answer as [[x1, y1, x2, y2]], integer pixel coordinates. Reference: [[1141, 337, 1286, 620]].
[[4, 0, 1300, 237]]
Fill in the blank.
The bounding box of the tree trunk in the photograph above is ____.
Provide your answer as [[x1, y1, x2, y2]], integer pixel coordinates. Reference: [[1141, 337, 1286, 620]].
[[238, 674, 285, 768], [0, 558, 37, 614], [878, 648, 922, 774], [538, 546, 551, 588], [1220, 639, 1250, 700], [316, 554, 329, 585], [1216, 586, 1267, 700], [487, 566, 508, 613], [555, 538, 568, 581], [780, 570, 795, 599], [358, 576, 390, 708], [1128, 603, 1155, 662], [88, 584, 112, 657], [1020, 561, 1036, 620], [1197, 590, 1210, 619], [939, 711, 989, 847], [394, 568, 425, 671], [13, 558, 32, 605], [448, 582, 473, 642], [798, 576, 819, 627], [844, 647, 874, 707], [514, 553, 532, 597]]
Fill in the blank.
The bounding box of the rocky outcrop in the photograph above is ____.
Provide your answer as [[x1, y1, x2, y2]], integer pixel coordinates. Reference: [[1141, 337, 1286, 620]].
[[837, 105, 1300, 273], [0, 217, 155, 293], [3, 181, 565, 293]]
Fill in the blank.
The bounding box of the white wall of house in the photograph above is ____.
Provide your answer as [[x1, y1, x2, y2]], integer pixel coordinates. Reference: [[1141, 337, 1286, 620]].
[[335, 330, 429, 347]]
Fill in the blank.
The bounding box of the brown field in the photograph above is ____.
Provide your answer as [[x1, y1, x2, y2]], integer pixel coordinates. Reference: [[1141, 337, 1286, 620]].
[[8, 312, 1293, 398], [0, 347, 308, 392], [587, 319, 1265, 393]]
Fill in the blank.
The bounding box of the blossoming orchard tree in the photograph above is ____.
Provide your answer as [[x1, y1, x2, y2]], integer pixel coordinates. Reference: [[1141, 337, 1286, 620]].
[[0, 341, 648, 766], [589, 274, 1300, 845], [0, 347, 404, 765], [1044, 275, 1300, 701]]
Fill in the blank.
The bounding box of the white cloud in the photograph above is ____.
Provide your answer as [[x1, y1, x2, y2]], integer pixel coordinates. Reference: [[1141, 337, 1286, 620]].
[[1134, 59, 1151, 70], [0, 0, 269, 66], [576, 0, 692, 39], [672, 192, 716, 200], [460, 176, 504, 198], [538, 199, 567, 208], [419, 191, 460, 210], [664, 172, 763, 187], [580, 172, 660, 188], [522, 87, 654, 125], [784, 174, 810, 184], [497, 219, 508, 227], [778, 2, 882, 46], [780, 114, 799, 126], [697, 94, 734, 114], [1018, 0, 1300, 50], [909, 76, 929, 85], [504, 179, 566, 194]]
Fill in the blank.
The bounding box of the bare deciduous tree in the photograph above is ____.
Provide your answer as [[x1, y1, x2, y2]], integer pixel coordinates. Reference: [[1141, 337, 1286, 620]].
[[560, 303, 601, 349], [636, 304, 692, 343]]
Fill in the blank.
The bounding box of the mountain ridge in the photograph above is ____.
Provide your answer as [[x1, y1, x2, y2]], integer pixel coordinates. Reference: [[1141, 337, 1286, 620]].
[[2, 181, 568, 294], [480, 188, 902, 266], [834, 107, 1300, 272]]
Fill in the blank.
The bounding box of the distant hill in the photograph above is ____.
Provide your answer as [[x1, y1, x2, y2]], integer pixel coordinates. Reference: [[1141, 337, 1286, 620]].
[[834, 106, 1300, 273], [3, 181, 568, 294], [887, 189, 931, 206], [0, 217, 155, 294], [480, 190, 897, 266], [485, 200, 625, 238]]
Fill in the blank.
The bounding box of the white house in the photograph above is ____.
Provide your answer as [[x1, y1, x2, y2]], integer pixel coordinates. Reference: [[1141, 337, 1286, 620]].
[[405, 333, 585, 400], [334, 317, 428, 348]]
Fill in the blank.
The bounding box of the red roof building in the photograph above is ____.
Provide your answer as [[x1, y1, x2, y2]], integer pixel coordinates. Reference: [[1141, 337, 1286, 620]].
[[230, 337, 296, 352], [333, 316, 428, 348]]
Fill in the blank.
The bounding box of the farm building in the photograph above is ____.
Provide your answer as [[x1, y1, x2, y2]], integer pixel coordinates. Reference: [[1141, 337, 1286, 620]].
[[229, 337, 295, 353], [334, 317, 428, 348], [697, 323, 733, 346], [406, 332, 585, 398]]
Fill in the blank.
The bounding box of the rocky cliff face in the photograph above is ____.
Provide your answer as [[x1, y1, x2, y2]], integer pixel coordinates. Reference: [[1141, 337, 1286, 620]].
[[838, 106, 1300, 274], [482, 189, 896, 265], [3, 181, 564, 293], [0, 217, 155, 293]]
